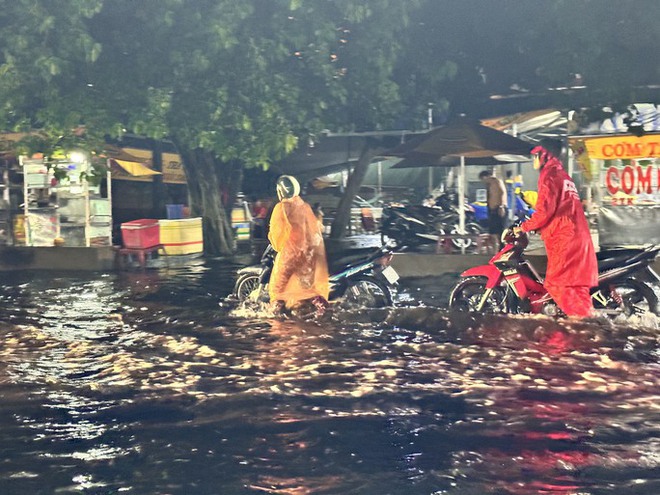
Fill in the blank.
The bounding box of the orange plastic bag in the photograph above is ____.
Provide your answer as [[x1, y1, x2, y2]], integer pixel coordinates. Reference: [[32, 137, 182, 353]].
[[268, 196, 329, 307]]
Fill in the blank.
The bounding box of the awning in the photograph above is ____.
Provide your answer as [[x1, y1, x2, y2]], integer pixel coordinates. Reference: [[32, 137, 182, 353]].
[[112, 158, 161, 177]]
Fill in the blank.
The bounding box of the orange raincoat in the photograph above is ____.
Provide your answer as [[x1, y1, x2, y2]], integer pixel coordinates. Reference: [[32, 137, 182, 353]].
[[268, 196, 329, 307]]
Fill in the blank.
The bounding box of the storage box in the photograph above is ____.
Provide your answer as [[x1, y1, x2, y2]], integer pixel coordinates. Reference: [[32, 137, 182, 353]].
[[231, 203, 252, 240], [158, 217, 203, 255], [166, 204, 185, 219], [121, 219, 160, 249], [233, 222, 250, 240]]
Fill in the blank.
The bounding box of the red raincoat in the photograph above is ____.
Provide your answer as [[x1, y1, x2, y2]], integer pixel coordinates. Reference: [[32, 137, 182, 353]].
[[521, 155, 597, 317]]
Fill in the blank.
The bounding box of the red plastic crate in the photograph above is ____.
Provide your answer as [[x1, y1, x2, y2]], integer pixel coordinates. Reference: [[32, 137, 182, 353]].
[[121, 219, 160, 249]]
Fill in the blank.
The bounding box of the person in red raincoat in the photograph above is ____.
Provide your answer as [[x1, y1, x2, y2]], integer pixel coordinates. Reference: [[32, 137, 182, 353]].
[[268, 175, 330, 315], [515, 139, 598, 318]]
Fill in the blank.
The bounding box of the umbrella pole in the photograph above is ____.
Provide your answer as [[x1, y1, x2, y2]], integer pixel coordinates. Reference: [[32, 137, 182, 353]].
[[459, 156, 466, 254], [377, 161, 382, 197], [428, 167, 433, 195]]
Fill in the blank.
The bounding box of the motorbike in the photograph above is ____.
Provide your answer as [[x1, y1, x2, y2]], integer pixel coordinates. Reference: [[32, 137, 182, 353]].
[[380, 202, 482, 251], [596, 245, 660, 293], [233, 241, 400, 309], [448, 225, 660, 318]]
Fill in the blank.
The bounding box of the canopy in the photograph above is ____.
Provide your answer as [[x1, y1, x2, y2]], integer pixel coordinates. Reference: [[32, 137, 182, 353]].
[[103, 144, 161, 180], [111, 159, 161, 177], [272, 131, 422, 180]]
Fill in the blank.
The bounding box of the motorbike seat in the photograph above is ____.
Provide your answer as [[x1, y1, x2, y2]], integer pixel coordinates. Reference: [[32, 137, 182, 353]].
[[327, 249, 375, 274], [597, 247, 646, 271]]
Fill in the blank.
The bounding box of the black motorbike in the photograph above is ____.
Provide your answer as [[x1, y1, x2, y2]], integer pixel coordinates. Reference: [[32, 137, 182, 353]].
[[380, 202, 482, 251], [596, 244, 660, 299], [233, 242, 400, 309]]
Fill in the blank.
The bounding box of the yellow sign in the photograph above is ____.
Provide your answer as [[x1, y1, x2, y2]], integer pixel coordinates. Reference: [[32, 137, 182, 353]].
[[162, 151, 187, 184], [581, 134, 660, 159], [110, 148, 186, 184]]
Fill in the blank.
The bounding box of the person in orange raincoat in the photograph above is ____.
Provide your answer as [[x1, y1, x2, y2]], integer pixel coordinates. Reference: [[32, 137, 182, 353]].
[[515, 139, 598, 318], [268, 175, 330, 314]]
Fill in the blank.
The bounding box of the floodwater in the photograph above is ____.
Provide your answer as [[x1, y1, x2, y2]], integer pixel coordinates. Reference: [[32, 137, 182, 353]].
[[0, 257, 658, 495]]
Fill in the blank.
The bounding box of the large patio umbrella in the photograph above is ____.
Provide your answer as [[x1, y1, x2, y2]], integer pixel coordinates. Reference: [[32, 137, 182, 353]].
[[386, 118, 532, 159], [384, 119, 532, 243]]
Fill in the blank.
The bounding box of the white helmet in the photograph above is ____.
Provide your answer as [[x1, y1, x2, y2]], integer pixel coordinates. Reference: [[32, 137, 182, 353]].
[[276, 175, 300, 200]]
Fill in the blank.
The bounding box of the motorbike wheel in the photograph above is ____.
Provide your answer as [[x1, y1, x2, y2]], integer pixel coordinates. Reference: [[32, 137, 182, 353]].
[[448, 276, 510, 313], [449, 222, 484, 251], [608, 279, 659, 316], [234, 274, 262, 301], [339, 276, 393, 310]]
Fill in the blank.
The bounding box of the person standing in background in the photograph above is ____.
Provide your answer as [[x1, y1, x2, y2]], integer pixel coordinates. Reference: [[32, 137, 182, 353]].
[[479, 169, 508, 252]]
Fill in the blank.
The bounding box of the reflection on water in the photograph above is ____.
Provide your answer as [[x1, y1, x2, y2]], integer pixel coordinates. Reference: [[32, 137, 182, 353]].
[[0, 261, 658, 495]]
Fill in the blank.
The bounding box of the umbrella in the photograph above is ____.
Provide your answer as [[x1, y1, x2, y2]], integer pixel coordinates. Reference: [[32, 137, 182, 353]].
[[384, 118, 532, 248], [386, 118, 532, 159]]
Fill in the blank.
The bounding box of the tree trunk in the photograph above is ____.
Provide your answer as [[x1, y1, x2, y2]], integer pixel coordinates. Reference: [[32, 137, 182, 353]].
[[174, 142, 238, 256], [330, 139, 381, 239]]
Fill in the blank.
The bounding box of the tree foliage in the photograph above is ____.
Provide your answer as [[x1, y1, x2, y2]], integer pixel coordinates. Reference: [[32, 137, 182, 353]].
[[1, 0, 424, 253], [0, 0, 657, 253]]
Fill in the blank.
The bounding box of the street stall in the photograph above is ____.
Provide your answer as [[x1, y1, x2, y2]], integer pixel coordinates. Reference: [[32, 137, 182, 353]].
[[19, 154, 112, 247], [569, 133, 660, 246]]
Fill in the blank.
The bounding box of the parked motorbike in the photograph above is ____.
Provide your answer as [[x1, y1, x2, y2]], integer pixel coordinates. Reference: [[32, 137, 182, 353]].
[[448, 225, 659, 318], [380, 202, 482, 251], [234, 241, 400, 309], [596, 245, 660, 293]]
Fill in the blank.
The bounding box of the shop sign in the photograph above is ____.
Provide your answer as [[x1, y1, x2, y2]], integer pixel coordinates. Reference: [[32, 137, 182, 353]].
[[604, 162, 659, 205], [585, 134, 660, 159], [161, 152, 186, 184]]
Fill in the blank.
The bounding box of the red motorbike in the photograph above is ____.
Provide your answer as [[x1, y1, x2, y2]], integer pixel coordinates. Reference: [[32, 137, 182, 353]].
[[448, 226, 659, 318]]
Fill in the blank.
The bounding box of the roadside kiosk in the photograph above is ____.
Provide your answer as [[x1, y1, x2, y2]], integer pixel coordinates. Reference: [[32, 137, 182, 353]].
[[569, 132, 660, 247]]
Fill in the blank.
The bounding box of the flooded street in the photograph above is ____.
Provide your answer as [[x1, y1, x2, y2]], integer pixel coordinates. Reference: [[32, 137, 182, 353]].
[[0, 260, 658, 495]]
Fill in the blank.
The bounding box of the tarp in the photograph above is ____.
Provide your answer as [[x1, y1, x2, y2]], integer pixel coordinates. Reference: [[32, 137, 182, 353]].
[[104, 146, 158, 182], [481, 109, 566, 135]]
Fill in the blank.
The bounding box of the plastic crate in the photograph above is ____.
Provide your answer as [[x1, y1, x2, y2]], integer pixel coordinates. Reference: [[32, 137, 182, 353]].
[[121, 219, 160, 249], [159, 217, 203, 255]]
